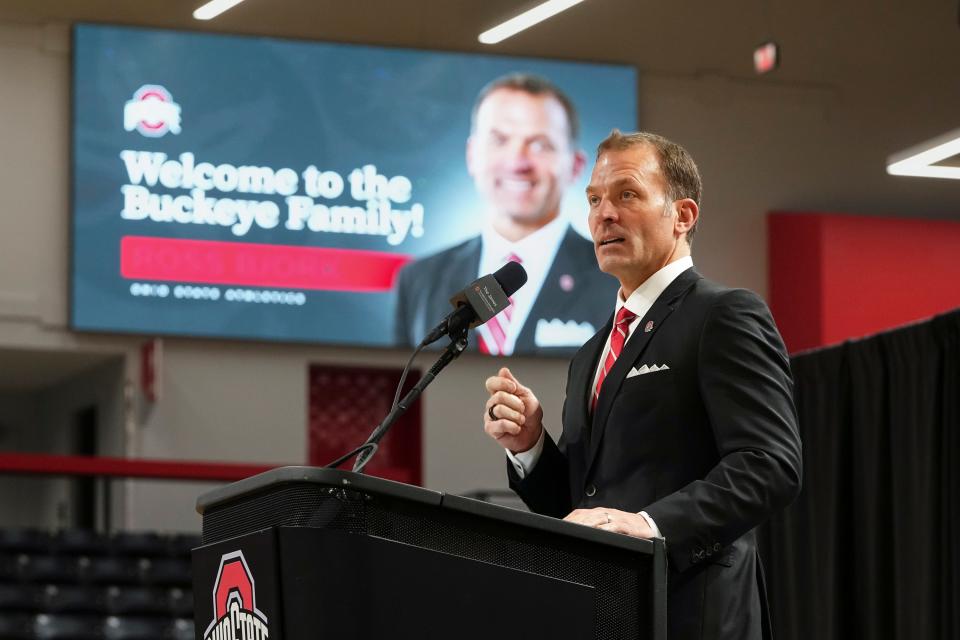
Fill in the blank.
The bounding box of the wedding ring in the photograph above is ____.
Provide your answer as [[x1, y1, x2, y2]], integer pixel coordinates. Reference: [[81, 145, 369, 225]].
[[604, 512, 611, 524], [488, 405, 498, 421]]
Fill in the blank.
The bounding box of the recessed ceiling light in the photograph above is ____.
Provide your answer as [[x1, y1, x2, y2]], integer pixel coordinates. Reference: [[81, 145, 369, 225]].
[[887, 127, 960, 180], [479, 0, 586, 45], [193, 0, 247, 21]]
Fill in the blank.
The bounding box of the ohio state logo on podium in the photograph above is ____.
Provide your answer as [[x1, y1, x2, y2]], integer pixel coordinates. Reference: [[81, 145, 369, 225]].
[[123, 84, 182, 138], [203, 551, 270, 640]]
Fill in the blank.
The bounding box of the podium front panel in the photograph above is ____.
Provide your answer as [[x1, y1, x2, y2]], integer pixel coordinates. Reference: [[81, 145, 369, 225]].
[[279, 527, 594, 639]]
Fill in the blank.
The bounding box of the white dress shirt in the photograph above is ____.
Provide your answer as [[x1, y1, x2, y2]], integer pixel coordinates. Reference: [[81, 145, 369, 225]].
[[588, 256, 694, 393], [505, 256, 695, 537], [475, 215, 568, 356]]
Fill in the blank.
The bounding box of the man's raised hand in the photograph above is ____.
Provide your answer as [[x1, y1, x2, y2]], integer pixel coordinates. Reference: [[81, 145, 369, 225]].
[[483, 367, 543, 453]]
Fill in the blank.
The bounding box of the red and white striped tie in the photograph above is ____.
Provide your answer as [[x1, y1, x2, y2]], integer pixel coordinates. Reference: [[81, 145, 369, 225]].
[[592, 306, 637, 410], [478, 254, 522, 355]]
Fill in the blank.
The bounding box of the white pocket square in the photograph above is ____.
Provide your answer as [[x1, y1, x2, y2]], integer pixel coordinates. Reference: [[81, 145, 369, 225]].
[[626, 363, 670, 378]]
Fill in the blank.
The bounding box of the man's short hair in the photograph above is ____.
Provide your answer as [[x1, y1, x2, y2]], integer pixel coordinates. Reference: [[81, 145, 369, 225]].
[[597, 130, 703, 243], [471, 73, 580, 143]]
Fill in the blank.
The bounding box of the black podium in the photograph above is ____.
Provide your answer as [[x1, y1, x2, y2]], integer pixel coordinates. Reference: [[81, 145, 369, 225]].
[[192, 467, 666, 640]]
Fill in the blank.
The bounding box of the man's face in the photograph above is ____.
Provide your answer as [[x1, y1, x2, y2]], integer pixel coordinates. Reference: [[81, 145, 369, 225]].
[[587, 145, 689, 291], [467, 88, 583, 227]]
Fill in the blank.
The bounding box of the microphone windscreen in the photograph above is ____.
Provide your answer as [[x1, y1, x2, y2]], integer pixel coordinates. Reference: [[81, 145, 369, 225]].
[[493, 261, 528, 297]]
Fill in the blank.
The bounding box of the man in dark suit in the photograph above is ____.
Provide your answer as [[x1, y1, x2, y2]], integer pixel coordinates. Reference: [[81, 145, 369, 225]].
[[393, 73, 619, 355], [483, 131, 802, 639]]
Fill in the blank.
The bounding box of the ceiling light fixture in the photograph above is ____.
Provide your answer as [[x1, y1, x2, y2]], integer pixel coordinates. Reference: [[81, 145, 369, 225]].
[[193, 0, 247, 20], [478, 0, 586, 45], [887, 127, 960, 180]]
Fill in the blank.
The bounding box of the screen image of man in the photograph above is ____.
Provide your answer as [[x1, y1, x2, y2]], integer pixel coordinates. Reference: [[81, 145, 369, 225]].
[[483, 131, 802, 639], [393, 73, 619, 355]]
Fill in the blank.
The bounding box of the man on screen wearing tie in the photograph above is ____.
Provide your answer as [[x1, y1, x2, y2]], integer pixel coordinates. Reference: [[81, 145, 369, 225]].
[[483, 130, 802, 640], [393, 73, 618, 355]]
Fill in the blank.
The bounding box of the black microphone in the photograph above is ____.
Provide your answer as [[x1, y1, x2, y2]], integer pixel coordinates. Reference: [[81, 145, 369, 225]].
[[420, 261, 528, 346]]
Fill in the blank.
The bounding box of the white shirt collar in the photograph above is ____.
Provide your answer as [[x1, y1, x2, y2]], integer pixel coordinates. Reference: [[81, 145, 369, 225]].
[[616, 255, 694, 319]]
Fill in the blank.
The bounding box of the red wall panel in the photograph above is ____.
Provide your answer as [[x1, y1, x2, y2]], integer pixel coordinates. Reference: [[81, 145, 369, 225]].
[[768, 214, 825, 353], [308, 364, 422, 485], [768, 212, 960, 353]]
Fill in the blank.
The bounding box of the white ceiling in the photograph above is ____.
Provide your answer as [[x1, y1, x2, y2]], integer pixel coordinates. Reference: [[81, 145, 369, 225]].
[[0, 0, 957, 90]]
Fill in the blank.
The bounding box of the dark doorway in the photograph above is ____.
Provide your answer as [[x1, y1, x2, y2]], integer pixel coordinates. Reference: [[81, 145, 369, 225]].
[[70, 406, 98, 529]]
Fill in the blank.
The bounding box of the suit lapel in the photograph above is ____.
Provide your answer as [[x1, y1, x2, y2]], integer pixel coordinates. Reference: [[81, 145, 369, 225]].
[[567, 314, 613, 431], [585, 268, 702, 475]]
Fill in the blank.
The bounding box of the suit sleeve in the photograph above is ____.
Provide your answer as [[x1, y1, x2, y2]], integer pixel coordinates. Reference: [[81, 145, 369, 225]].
[[507, 360, 575, 518], [508, 432, 571, 518], [643, 289, 802, 573]]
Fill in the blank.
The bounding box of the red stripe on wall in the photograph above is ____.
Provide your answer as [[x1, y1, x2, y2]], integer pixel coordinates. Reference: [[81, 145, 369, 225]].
[[120, 236, 411, 292], [0, 452, 415, 484]]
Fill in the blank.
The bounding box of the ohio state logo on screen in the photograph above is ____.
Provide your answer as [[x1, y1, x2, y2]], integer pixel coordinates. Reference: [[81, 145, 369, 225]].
[[203, 551, 269, 640], [123, 84, 182, 138]]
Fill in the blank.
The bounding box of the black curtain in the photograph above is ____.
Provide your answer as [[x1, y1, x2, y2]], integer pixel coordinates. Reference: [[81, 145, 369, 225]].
[[760, 309, 960, 639]]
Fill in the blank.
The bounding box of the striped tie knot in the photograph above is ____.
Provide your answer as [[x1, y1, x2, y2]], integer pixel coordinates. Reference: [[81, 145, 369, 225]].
[[615, 306, 636, 327]]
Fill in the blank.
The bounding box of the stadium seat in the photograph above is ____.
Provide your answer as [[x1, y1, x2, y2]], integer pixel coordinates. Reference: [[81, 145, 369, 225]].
[[78, 556, 138, 584], [109, 532, 166, 557], [33, 613, 103, 640], [41, 584, 105, 614], [0, 612, 33, 639], [0, 553, 20, 581], [53, 529, 109, 556], [17, 554, 77, 583], [102, 615, 167, 640], [168, 618, 195, 640], [104, 585, 168, 615], [0, 582, 40, 610], [0, 529, 53, 554], [138, 557, 191, 586], [167, 587, 193, 617]]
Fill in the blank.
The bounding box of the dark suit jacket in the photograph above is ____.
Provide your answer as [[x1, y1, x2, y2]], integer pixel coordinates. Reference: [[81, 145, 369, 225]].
[[393, 226, 619, 355], [509, 267, 802, 640]]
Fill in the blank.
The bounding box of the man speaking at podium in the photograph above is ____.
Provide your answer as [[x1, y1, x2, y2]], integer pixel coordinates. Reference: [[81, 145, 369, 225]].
[[483, 131, 802, 640]]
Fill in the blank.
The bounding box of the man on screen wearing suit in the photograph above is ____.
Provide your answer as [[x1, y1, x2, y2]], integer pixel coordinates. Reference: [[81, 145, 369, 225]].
[[393, 73, 619, 355], [483, 131, 802, 640]]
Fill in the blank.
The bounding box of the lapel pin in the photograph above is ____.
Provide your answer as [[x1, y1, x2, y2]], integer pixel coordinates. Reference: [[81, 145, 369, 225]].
[[559, 274, 574, 292], [644, 321, 654, 333]]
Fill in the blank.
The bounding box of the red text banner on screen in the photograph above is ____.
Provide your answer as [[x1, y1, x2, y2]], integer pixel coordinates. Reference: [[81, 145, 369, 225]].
[[120, 236, 411, 292]]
